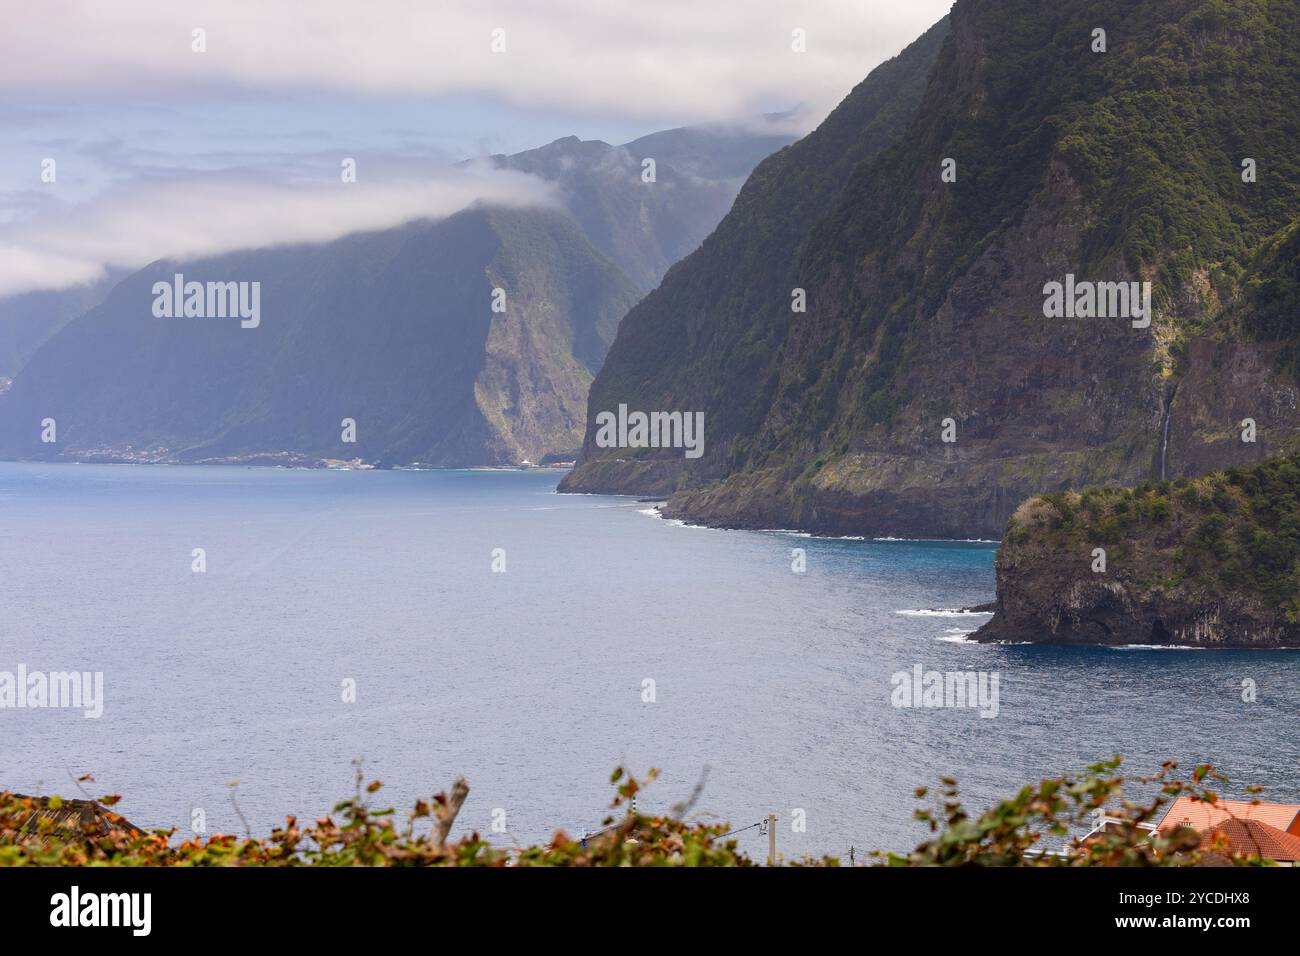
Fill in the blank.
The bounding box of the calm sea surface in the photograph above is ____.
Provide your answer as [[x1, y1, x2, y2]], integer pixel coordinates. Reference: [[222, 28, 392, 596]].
[[2, 462, 1297, 859]]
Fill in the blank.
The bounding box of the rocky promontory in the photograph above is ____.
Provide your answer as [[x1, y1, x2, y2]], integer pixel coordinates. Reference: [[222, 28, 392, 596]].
[[974, 457, 1300, 647]]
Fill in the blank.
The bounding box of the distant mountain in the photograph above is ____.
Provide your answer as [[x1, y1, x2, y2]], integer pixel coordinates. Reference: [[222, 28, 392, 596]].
[[0, 206, 638, 465], [563, 0, 1300, 539], [482, 119, 795, 291], [0, 121, 792, 465], [621, 116, 800, 181], [0, 273, 120, 379]]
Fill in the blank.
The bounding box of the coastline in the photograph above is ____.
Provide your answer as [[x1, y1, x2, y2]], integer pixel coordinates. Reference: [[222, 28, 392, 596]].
[[0, 452, 575, 473]]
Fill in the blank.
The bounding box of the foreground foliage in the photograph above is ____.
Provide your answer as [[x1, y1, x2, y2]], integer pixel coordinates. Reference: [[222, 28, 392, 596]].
[[0, 758, 1287, 866], [881, 756, 1269, 866], [0, 768, 757, 867]]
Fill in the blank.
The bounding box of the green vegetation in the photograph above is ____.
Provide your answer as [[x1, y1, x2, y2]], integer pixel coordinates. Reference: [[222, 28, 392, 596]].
[[802, 0, 1300, 441], [1236, 218, 1300, 373], [1, 768, 765, 868], [3, 759, 1282, 866], [569, 16, 952, 492], [888, 757, 1274, 867], [1062, 1, 1300, 287], [572, 0, 1300, 539], [1013, 455, 1300, 619]]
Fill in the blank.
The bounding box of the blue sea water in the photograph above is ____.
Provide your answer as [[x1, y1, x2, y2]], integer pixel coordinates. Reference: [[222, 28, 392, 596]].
[[1, 462, 1297, 860]]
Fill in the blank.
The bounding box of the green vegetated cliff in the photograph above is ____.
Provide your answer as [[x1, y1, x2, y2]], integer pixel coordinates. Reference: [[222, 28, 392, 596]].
[[562, 0, 1300, 539], [560, 14, 952, 499], [974, 455, 1300, 646]]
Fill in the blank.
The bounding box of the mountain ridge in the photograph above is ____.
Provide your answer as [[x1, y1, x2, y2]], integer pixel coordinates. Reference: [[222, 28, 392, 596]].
[[0, 120, 794, 466], [0, 206, 637, 466], [562, 0, 1300, 539], [561, 14, 953, 497]]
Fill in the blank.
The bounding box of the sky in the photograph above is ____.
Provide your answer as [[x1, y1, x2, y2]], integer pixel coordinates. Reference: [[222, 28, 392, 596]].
[[0, 0, 953, 298]]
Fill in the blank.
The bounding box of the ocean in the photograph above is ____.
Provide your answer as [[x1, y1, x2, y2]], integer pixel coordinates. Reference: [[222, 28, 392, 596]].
[[2, 462, 1296, 859]]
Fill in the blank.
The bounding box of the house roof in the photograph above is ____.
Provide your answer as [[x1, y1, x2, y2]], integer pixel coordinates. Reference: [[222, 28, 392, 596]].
[[0, 793, 142, 848], [1157, 796, 1300, 835], [1199, 819, 1300, 863]]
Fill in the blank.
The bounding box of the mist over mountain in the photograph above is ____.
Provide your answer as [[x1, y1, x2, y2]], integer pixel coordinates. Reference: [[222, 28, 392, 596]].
[[0, 121, 792, 465], [562, 0, 1300, 539], [0, 206, 636, 466], [0, 273, 121, 379], [481, 117, 796, 291]]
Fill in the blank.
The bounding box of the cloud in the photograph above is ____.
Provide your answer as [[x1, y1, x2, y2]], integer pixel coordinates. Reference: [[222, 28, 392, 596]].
[[0, 0, 956, 296], [0, 0, 952, 123], [0, 166, 557, 297]]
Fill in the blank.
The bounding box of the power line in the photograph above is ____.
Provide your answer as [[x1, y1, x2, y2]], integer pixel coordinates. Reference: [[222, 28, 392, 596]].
[[713, 819, 765, 840]]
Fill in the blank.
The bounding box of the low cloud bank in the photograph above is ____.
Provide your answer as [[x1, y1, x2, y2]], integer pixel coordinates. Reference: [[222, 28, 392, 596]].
[[0, 166, 556, 297]]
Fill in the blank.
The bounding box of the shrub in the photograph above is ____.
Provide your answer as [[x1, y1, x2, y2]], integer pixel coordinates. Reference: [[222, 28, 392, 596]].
[[1, 760, 1285, 867]]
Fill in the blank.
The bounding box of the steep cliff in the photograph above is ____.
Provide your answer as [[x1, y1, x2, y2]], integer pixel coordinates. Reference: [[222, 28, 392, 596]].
[[0, 121, 792, 467], [974, 455, 1300, 647], [559, 15, 952, 498], [0, 273, 120, 378], [0, 207, 638, 466], [563, 0, 1300, 539]]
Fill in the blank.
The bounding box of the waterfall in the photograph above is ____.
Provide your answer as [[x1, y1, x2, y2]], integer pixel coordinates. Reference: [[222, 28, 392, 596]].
[[1160, 413, 1170, 480], [1158, 384, 1179, 481]]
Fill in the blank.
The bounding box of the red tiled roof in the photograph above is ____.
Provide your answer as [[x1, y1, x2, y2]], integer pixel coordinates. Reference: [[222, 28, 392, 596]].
[[1158, 796, 1300, 835], [1199, 819, 1300, 863]]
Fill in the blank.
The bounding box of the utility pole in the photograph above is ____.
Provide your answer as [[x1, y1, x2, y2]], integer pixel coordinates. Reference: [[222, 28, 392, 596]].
[[767, 812, 777, 866]]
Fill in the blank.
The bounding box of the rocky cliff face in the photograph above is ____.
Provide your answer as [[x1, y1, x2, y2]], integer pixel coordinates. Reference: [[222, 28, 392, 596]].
[[975, 456, 1300, 647], [561, 15, 952, 499], [563, 0, 1300, 539]]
